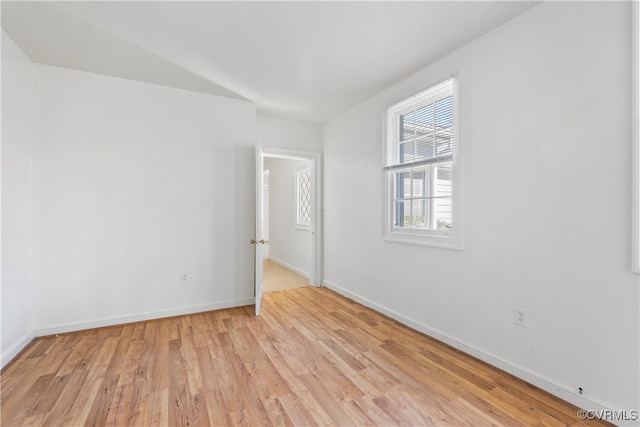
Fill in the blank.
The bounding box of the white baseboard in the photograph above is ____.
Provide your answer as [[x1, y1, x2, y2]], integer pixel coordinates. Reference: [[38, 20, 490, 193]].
[[1, 330, 35, 370], [268, 256, 310, 279], [34, 297, 255, 337], [321, 279, 635, 426]]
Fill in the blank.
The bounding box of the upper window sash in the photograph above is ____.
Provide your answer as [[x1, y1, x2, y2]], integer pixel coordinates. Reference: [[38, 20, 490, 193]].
[[387, 78, 454, 169]]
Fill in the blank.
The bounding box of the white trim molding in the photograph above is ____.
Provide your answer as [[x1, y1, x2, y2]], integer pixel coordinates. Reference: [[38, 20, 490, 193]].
[[33, 298, 255, 337], [633, 0, 640, 273], [1, 330, 36, 370]]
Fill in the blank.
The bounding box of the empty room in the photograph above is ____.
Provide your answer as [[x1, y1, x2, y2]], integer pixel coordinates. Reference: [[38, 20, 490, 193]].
[[2, 1, 639, 426]]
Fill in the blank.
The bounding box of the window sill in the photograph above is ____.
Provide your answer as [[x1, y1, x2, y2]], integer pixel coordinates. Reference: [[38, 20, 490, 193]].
[[384, 231, 463, 250]]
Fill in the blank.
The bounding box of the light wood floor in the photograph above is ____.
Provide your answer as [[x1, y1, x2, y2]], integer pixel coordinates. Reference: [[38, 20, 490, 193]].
[[263, 259, 309, 292], [1, 287, 611, 427]]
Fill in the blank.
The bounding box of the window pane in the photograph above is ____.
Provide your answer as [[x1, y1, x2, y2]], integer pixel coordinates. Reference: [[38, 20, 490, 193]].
[[434, 164, 452, 232], [411, 169, 428, 197], [415, 103, 435, 161], [434, 197, 452, 231], [415, 138, 434, 162], [415, 103, 434, 126], [297, 168, 311, 225], [411, 199, 429, 229], [435, 96, 453, 158], [399, 110, 415, 143], [435, 164, 452, 198], [394, 200, 409, 228], [394, 171, 411, 198], [399, 140, 415, 164], [437, 164, 452, 181]]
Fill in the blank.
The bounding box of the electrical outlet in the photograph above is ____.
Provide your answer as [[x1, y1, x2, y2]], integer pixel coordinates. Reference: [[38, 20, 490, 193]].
[[180, 272, 188, 284], [514, 307, 527, 328]]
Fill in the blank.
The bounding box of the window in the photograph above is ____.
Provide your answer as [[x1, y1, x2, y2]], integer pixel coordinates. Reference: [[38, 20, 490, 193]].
[[296, 166, 311, 228], [384, 76, 462, 249]]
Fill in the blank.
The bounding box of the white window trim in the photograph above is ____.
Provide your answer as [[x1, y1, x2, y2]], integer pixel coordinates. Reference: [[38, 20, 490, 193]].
[[383, 68, 464, 250], [296, 165, 311, 230], [633, 0, 640, 273]]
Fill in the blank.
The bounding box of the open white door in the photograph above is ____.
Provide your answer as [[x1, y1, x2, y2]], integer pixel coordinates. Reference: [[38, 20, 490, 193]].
[[254, 144, 264, 316]]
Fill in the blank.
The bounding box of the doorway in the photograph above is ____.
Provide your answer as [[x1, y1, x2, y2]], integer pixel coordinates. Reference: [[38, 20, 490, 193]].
[[262, 157, 312, 291], [259, 148, 321, 277], [254, 147, 321, 315]]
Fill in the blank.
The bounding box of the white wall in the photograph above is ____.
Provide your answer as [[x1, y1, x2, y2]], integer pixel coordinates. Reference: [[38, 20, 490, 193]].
[[1, 31, 36, 367], [31, 65, 257, 334], [257, 115, 322, 152], [323, 1, 639, 414], [264, 157, 311, 277]]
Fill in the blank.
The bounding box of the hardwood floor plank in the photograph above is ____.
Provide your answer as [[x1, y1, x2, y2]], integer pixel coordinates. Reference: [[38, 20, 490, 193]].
[[277, 391, 333, 426], [23, 337, 52, 359], [298, 372, 360, 426], [123, 381, 150, 427], [338, 397, 378, 426], [41, 371, 87, 425], [83, 336, 119, 384], [346, 397, 398, 426], [262, 395, 294, 427], [0, 337, 68, 418], [105, 381, 133, 426], [54, 377, 103, 426], [201, 389, 232, 427], [1, 287, 614, 427], [147, 321, 169, 392], [2, 373, 55, 425], [83, 374, 120, 427], [168, 337, 209, 427], [1, 361, 45, 421], [55, 334, 96, 378], [146, 389, 169, 426], [373, 393, 436, 426], [319, 338, 367, 372], [240, 338, 293, 400], [448, 397, 514, 426]]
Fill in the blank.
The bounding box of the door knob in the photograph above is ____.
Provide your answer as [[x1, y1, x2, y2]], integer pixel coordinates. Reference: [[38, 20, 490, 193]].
[[250, 239, 257, 244]]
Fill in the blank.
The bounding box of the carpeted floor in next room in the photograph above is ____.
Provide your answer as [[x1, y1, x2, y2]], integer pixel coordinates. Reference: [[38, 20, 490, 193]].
[[263, 259, 309, 292]]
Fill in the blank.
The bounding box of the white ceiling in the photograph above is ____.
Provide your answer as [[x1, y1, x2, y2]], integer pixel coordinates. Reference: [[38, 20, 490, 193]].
[[2, 1, 538, 123]]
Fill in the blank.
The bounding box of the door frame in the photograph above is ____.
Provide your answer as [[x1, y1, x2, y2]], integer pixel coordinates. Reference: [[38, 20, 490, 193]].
[[260, 146, 323, 286]]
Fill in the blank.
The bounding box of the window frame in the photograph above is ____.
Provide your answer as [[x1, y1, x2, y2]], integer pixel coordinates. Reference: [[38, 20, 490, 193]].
[[383, 70, 463, 250], [295, 165, 312, 230]]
